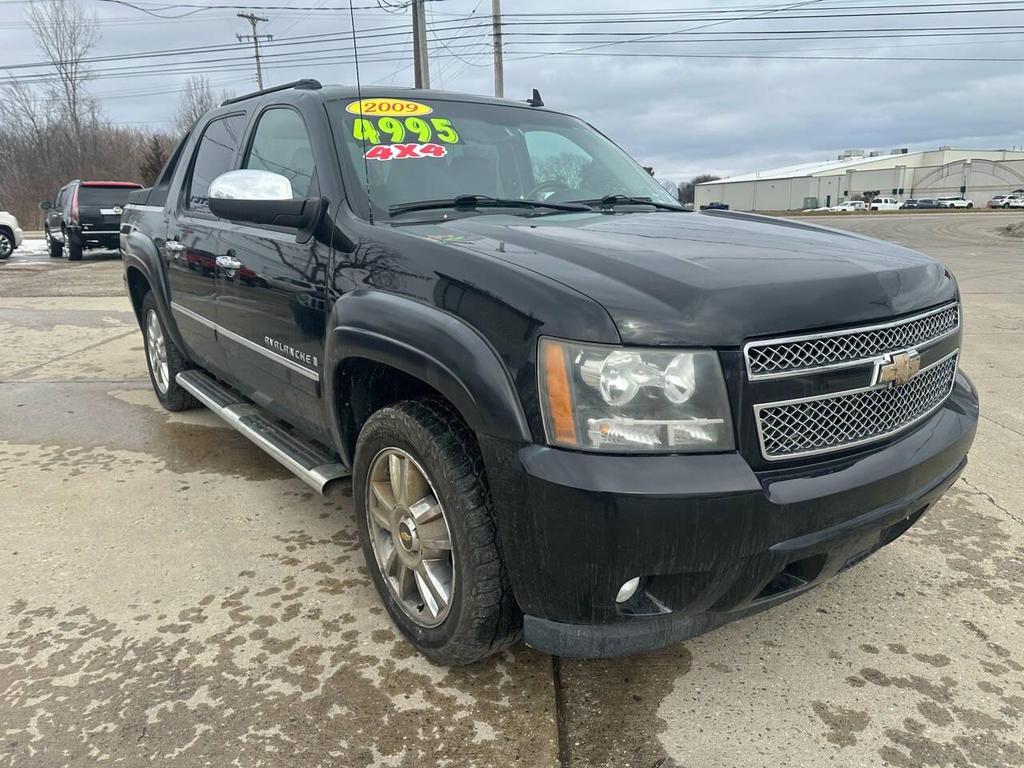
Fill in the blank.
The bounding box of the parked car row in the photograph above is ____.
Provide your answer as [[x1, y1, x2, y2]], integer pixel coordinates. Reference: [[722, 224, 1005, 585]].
[[40, 179, 142, 260], [804, 197, 973, 213], [804, 194, 1000, 213], [0, 209, 24, 260], [988, 193, 1024, 208]]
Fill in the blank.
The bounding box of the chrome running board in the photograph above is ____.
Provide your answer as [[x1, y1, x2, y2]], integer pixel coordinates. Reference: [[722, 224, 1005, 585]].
[[176, 369, 350, 494]]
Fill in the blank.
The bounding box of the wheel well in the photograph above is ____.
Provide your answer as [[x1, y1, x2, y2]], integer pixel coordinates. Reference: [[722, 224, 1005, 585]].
[[335, 358, 468, 459], [125, 267, 151, 325]]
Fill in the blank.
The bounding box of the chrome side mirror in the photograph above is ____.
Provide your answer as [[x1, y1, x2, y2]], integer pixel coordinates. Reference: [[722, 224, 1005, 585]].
[[209, 169, 294, 201], [207, 169, 321, 232]]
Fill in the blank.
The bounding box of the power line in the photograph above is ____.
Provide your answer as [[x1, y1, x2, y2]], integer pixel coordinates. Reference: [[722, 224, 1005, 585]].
[[7, 44, 1022, 91], [427, 0, 487, 78], [11, 13, 1024, 74], [0, 18, 486, 71], [6, 28, 1024, 88], [5, 1, 1024, 89]]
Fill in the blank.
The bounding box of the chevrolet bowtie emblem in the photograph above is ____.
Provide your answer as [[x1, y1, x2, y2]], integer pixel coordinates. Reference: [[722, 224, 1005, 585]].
[[874, 350, 921, 387]]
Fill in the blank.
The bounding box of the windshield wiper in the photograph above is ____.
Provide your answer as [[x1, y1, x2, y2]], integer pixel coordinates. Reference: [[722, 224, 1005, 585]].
[[389, 194, 591, 217], [570, 194, 685, 212]]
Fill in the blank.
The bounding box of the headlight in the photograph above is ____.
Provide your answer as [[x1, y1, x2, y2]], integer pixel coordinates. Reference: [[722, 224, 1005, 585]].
[[538, 338, 735, 453]]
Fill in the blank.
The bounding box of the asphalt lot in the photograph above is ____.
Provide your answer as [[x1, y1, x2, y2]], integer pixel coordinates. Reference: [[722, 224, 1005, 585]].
[[1, 212, 1022, 768]]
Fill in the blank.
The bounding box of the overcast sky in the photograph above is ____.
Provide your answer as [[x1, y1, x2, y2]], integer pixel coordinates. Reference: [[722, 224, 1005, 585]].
[[2, 0, 1023, 182]]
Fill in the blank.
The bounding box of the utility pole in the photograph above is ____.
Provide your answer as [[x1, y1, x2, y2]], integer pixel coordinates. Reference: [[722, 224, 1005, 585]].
[[237, 12, 272, 89], [411, 0, 430, 88], [491, 0, 503, 97]]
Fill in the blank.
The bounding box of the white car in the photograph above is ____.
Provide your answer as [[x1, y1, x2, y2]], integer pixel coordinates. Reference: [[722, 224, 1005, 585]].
[[990, 194, 1023, 208], [869, 197, 900, 211], [937, 196, 974, 208], [0, 210, 24, 260], [831, 200, 867, 212]]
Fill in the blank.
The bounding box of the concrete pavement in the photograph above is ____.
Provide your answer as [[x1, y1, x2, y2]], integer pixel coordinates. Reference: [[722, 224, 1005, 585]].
[[1, 213, 1022, 767]]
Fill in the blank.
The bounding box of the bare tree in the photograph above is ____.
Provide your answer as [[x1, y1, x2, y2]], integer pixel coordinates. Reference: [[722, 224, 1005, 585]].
[[175, 76, 216, 134], [173, 76, 234, 135], [26, 0, 98, 152], [0, 0, 162, 226]]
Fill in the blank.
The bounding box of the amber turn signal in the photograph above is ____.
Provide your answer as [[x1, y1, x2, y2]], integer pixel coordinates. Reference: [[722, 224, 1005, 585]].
[[541, 339, 579, 447]]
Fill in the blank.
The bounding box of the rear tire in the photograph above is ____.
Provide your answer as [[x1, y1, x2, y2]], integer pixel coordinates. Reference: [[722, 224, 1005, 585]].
[[967, 202, 974, 208], [65, 232, 83, 261], [140, 291, 199, 412], [46, 231, 62, 258], [0, 229, 12, 260], [354, 398, 520, 665]]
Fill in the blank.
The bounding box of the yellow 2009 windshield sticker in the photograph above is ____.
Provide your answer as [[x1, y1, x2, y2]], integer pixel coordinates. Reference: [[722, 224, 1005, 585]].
[[346, 98, 433, 116]]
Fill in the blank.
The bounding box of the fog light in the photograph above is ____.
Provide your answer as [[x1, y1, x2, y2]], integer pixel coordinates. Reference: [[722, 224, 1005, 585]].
[[615, 577, 641, 604]]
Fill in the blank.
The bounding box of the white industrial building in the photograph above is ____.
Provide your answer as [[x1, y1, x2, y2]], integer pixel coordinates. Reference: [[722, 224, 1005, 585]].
[[695, 147, 1024, 211]]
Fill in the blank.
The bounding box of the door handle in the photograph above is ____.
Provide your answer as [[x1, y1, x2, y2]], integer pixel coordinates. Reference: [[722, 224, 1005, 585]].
[[216, 255, 242, 270]]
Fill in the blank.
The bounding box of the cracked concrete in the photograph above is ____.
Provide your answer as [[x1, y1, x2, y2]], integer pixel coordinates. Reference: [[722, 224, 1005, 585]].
[[2, 213, 1022, 767]]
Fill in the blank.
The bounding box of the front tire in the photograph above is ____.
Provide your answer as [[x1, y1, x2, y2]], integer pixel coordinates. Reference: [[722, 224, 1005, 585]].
[[354, 399, 520, 665], [140, 291, 199, 412]]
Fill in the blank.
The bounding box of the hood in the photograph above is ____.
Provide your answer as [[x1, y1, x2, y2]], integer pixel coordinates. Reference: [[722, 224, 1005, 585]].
[[395, 210, 955, 346]]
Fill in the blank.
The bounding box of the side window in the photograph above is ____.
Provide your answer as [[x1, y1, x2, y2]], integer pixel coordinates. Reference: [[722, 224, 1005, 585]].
[[149, 132, 191, 207], [244, 108, 316, 198], [185, 113, 246, 214], [524, 130, 593, 188]]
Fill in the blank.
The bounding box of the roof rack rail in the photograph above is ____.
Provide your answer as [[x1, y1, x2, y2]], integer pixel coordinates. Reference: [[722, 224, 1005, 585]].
[[220, 78, 323, 106]]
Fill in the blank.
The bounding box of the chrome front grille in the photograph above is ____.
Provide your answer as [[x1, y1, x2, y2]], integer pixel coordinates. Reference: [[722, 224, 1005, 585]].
[[754, 352, 958, 461], [745, 303, 959, 380]]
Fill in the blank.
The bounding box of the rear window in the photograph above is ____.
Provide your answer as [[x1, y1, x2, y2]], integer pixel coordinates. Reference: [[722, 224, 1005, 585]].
[[79, 186, 138, 206]]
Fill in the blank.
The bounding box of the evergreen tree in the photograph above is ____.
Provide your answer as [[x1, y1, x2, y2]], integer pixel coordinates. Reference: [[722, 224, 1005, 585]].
[[139, 134, 168, 186]]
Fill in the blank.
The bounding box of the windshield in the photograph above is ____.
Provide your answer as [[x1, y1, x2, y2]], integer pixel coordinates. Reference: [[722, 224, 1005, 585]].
[[328, 96, 679, 219]]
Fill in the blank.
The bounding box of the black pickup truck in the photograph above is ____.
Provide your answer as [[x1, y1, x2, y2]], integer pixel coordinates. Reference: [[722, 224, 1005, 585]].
[[120, 80, 978, 664]]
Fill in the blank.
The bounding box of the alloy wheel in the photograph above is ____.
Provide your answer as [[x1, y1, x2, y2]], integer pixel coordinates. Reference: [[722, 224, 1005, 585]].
[[145, 308, 170, 394], [0, 233, 11, 258], [365, 447, 455, 627]]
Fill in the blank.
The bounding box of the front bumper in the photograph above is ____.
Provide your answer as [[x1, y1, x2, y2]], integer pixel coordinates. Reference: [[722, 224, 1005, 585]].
[[13, 227, 23, 248], [481, 372, 978, 658]]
